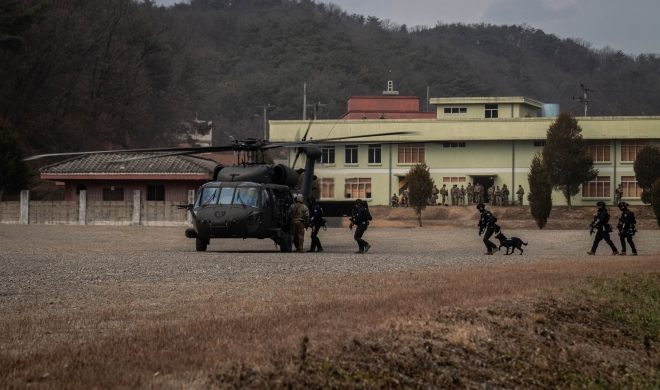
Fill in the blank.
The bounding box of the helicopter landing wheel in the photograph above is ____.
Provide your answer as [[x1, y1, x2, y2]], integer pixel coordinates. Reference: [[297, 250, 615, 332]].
[[196, 238, 208, 252], [279, 233, 292, 252]]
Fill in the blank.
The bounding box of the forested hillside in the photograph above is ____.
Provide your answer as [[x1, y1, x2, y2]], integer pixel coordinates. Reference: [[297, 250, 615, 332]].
[[2, 0, 659, 163]]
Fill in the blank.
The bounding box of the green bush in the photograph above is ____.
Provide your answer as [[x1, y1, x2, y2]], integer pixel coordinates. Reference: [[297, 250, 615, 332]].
[[652, 178, 660, 228]]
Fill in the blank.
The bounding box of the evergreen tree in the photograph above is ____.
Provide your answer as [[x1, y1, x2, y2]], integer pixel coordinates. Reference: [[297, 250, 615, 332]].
[[652, 177, 660, 227], [527, 152, 552, 229], [542, 112, 598, 206], [0, 118, 33, 194], [405, 162, 434, 227], [633, 145, 660, 204]]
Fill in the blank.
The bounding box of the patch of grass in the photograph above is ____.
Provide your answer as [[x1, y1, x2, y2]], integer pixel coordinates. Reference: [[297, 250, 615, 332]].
[[581, 272, 660, 345]]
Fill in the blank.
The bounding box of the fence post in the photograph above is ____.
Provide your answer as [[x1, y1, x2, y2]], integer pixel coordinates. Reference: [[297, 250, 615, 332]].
[[133, 190, 141, 226], [187, 189, 195, 227], [79, 190, 87, 225], [20, 190, 29, 224]]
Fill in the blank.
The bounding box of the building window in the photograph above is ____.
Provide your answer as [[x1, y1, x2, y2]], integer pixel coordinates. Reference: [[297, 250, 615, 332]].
[[621, 176, 642, 198], [443, 107, 467, 114], [485, 104, 498, 118], [103, 187, 124, 201], [76, 184, 87, 195], [443, 142, 466, 148], [317, 146, 335, 164], [398, 143, 425, 164], [586, 140, 610, 162], [442, 177, 466, 183], [368, 144, 381, 164], [582, 176, 610, 198], [319, 178, 335, 199], [147, 184, 165, 201], [345, 145, 358, 164], [534, 141, 546, 147], [345, 178, 371, 199], [621, 140, 649, 162]]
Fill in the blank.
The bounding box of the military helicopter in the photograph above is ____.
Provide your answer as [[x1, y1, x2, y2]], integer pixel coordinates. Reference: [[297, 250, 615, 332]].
[[26, 127, 408, 252]]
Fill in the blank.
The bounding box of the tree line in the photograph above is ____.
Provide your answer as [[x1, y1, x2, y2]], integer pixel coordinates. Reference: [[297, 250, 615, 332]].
[[2, 0, 660, 192]]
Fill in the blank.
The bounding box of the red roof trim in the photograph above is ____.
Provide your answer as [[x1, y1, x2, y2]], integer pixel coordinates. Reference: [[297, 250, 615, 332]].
[[41, 174, 212, 180]]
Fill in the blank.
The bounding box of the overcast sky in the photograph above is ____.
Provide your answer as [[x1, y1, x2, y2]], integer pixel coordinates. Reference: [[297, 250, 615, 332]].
[[154, 0, 659, 55]]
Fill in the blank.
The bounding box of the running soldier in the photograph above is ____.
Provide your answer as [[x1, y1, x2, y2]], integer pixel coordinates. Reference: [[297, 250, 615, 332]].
[[287, 194, 309, 253], [617, 202, 638, 256], [587, 201, 619, 255], [477, 202, 499, 255]]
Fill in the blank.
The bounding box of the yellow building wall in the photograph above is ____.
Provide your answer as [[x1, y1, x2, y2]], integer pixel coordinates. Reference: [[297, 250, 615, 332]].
[[274, 117, 660, 206]]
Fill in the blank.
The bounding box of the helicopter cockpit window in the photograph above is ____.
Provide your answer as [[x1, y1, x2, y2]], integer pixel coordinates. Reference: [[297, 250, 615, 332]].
[[218, 187, 235, 205], [261, 189, 270, 208], [198, 187, 220, 207], [233, 187, 258, 207]]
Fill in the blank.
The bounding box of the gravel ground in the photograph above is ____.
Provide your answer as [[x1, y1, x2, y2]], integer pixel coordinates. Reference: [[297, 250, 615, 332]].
[[1, 225, 659, 300]]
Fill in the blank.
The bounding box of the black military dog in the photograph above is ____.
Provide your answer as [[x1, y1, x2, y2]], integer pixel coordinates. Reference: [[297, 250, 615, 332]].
[[494, 232, 528, 255]]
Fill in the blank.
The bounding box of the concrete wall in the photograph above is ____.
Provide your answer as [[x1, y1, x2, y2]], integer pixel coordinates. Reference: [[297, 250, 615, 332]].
[[0, 202, 20, 224]]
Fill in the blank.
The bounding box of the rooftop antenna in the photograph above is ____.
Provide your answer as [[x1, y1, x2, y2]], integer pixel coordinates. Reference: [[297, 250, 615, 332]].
[[573, 84, 598, 117], [383, 69, 399, 96]]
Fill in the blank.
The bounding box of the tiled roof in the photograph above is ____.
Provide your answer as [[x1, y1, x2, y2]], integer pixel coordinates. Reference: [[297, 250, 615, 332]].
[[40, 153, 218, 175]]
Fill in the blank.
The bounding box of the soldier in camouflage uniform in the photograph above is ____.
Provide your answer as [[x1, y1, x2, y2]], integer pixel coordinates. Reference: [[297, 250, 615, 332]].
[[474, 183, 483, 204], [440, 184, 448, 206], [287, 194, 309, 253], [459, 185, 466, 206], [501, 184, 510, 207], [466, 182, 474, 205], [494, 186, 502, 206], [516, 185, 525, 206], [614, 184, 623, 206], [487, 186, 494, 206]]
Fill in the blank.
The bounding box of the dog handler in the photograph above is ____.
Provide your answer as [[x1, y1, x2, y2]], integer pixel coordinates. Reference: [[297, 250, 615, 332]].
[[587, 201, 618, 256], [477, 202, 499, 255]]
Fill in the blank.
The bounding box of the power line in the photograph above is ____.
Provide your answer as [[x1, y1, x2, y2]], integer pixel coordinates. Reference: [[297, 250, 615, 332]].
[[255, 104, 275, 140]]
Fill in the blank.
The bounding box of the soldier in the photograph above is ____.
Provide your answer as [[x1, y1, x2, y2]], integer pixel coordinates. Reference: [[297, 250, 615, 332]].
[[458, 185, 465, 206], [431, 185, 440, 206], [287, 194, 309, 253], [402, 189, 409, 208], [487, 186, 494, 206], [307, 197, 324, 252], [466, 182, 474, 205], [351, 199, 371, 254], [587, 201, 619, 255], [451, 184, 459, 205], [516, 185, 525, 206], [440, 184, 448, 206], [474, 183, 483, 204], [391, 193, 399, 207], [614, 183, 623, 206], [501, 184, 510, 207], [477, 202, 499, 255], [494, 186, 502, 206], [616, 202, 638, 256]]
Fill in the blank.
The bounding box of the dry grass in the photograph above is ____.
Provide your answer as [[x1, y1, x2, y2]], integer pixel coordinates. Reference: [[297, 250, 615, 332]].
[[3, 256, 660, 388]]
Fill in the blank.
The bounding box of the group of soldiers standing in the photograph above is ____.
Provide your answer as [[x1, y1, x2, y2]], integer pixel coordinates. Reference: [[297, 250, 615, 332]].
[[391, 182, 527, 207]]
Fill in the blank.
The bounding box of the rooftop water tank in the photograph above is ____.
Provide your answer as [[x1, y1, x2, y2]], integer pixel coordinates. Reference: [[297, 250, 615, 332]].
[[541, 104, 560, 117]]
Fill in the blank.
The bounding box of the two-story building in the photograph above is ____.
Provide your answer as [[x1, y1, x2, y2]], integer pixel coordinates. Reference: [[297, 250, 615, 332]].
[[270, 93, 658, 206]]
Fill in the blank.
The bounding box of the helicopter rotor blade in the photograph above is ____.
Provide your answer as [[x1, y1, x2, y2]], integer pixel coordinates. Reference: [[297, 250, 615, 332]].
[[291, 120, 314, 167], [276, 131, 416, 148], [24, 145, 236, 161]]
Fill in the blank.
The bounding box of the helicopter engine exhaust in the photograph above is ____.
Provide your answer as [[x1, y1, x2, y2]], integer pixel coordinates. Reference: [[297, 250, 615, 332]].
[[270, 164, 299, 187]]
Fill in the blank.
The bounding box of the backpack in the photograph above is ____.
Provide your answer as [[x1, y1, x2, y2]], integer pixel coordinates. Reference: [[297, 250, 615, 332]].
[[629, 211, 636, 225], [366, 207, 373, 221]]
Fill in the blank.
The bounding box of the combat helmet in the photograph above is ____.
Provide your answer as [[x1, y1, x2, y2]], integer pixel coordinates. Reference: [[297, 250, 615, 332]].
[[617, 201, 629, 209], [596, 201, 606, 207], [307, 197, 316, 204], [295, 194, 304, 203], [476, 202, 485, 211]]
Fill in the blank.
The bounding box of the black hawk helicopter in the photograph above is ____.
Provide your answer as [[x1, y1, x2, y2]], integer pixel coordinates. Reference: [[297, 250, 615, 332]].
[[26, 127, 408, 252]]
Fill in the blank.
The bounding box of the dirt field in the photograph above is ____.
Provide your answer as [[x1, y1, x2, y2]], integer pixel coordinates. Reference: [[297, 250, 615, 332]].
[[1, 210, 660, 389]]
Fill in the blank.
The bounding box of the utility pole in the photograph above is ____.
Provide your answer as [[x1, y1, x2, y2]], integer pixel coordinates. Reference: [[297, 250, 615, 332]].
[[426, 84, 430, 112], [307, 101, 326, 120], [255, 104, 275, 140], [573, 84, 598, 117]]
